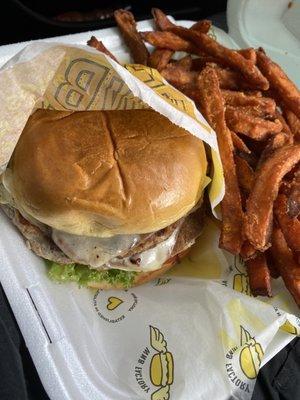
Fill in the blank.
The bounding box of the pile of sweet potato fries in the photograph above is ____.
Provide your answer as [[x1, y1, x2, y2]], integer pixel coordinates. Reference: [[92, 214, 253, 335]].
[[88, 8, 300, 306]]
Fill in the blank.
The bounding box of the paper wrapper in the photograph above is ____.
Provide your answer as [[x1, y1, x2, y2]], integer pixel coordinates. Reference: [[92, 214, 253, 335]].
[[0, 43, 299, 400]]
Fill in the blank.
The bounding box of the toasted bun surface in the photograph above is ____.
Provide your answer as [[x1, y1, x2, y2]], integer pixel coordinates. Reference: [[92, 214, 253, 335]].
[[5, 109, 206, 237]]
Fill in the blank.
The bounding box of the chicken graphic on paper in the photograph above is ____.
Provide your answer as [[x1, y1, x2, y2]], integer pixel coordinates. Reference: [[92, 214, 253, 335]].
[[239, 326, 264, 379], [149, 326, 174, 400], [232, 256, 251, 296]]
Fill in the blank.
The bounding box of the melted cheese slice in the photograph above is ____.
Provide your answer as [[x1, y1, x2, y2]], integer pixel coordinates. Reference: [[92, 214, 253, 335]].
[[1, 180, 179, 272], [52, 228, 178, 272], [107, 229, 178, 272], [52, 229, 140, 268]]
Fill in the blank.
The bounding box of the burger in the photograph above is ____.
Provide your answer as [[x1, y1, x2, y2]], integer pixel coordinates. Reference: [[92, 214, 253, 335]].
[[0, 108, 207, 289], [150, 351, 174, 387]]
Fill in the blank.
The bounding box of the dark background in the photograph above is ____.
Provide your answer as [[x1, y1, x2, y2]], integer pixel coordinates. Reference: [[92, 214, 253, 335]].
[[0, 0, 227, 45], [0, 1, 300, 399]]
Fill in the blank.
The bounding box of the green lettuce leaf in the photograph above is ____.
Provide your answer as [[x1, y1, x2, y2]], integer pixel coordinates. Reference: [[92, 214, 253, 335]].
[[46, 260, 137, 288]]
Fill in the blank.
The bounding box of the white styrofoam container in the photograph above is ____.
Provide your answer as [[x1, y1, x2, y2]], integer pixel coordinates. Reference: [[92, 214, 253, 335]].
[[227, 0, 300, 86], [0, 13, 297, 400]]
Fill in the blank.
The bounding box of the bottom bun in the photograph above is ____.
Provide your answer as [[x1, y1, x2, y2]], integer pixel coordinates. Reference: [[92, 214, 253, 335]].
[[87, 249, 190, 290]]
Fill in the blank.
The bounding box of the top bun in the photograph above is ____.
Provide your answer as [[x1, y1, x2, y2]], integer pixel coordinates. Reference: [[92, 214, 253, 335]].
[[4, 109, 207, 237]]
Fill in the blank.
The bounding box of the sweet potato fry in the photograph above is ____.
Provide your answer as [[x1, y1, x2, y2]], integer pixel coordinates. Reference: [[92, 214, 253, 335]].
[[287, 170, 300, 218], [175, 55, 193, 70], [230, 104, 275, 119], [191, 53, 256, 70], [265, 250, 280, 279], [214, 69, 245, 90], [143, 30, 266, 87], [222, 90, 276, 114], [271, 227, 300, 306], [141, 30, 197, 53], [231, 131, 251, 154], [239, 48, 257, 63], [275, 110, 293, 136], [284, 109, 300, 140], [234, 155, 255, 194], [238, 151, 259, 170], [244, 91, 263, 97], [152, 8, 211, 34], [211, 65, 258, 91], [148, 9, 176, 71], [114, 9, 149, 64], [168, 27, 269, 90], [225, 107, 282, 140], [197, 66, 243, 254], [244, 144, 300, 251], [181, 86, 201, 105], [257, 131, 294, 168], [151, 8, 176, 30], [148, 48, 173, 71], [274, 194, 300, 262], [190, 19, 212, 33], [87, 36, 119, 63], [246, 253, 272, 297], [256, 49, 300, 118], [152, 6, 251, 65], [240, 241, 257, 260], [161, 64, 198, 89], [183, 90, 264, 146], [191, 56, 226, 70]]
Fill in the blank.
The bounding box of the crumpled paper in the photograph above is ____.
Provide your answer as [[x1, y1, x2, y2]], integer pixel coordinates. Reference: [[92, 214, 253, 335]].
[[0, 42, 299, 400]]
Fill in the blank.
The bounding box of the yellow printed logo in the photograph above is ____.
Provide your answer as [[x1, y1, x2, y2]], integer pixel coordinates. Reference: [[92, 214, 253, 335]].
[[134, 326, 174, 399], [232, 256, 251, 296], [233, 273, 250, 296], [222, 300, 266, 395], [273, 306, 300, 335], [125, 64, 211, 133], [224, 325, 264, 394], [239, 326, 264, 379], [150, 326, 174, 400], [106, 296, 123, 311], [154, 278, 171, 286], [93, 290, 138, 323], [281, 320, 298, 335], [44, 48, 147, 111]]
